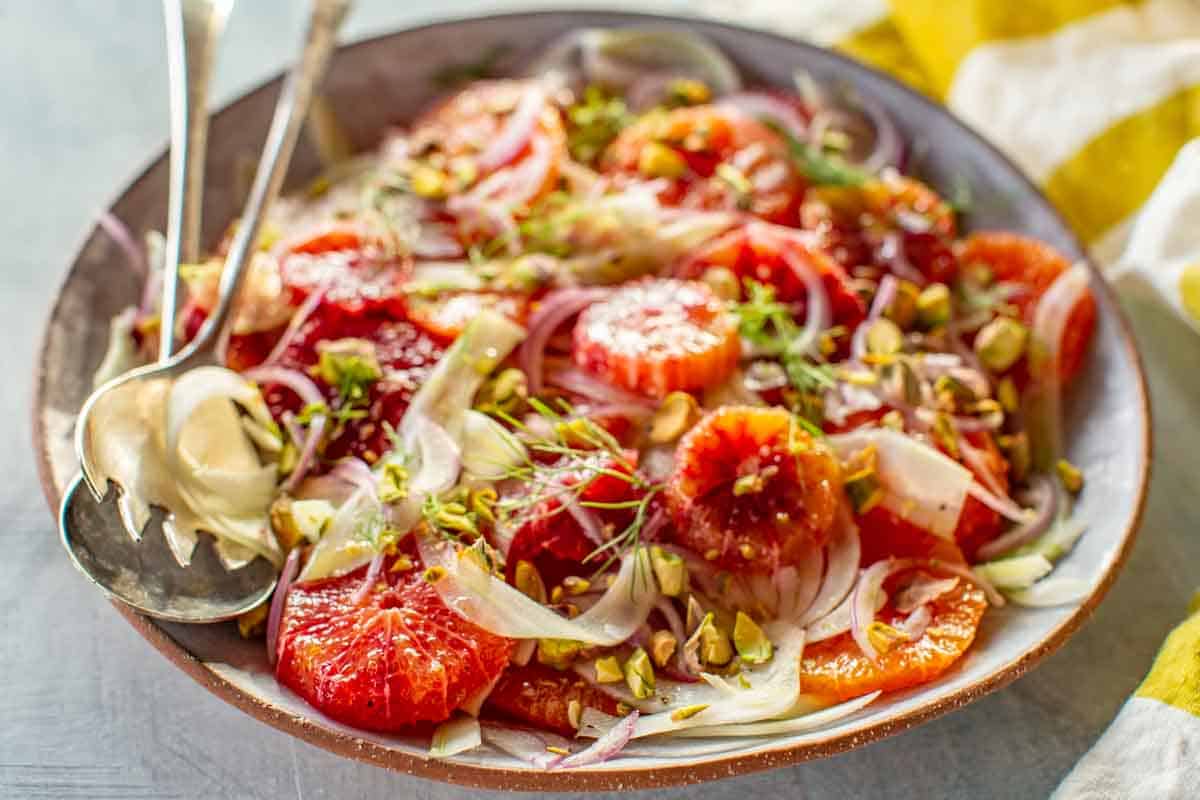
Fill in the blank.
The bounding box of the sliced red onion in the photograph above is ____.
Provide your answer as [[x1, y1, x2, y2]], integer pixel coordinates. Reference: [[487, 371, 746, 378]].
[[894, 572, 960, 613], [350, 552, 385, 605], [719, 92, 808, 141], [519, 288, 612, 393], [243, 365, 329, 491], [850, 559, 894, 662], [562, 496, 606, 546], [98, 211, 149, 279], [877, 232, 926, 286], [654, 596, 687, 644], [851, 94, 904, 174], [895, 604, 933, 640], [582, 403, 656, 423], [797, 512, 861, 626], [545, 359, 655, 409], [1030, 263, 1091, 464], [404, 414, 462, 497], [751, 225, 829, 357], [477, 85, 545, 172], [412, 223, 464, 259], [784, 545, 825, 622], [555, 711, 638, 769], [261, 279, 330, 366], [976, 475, 1059, 561], [968, 482, 1034, 525], [265, 547, 301, 666], [326, 457, 376, 496], [481, 724, 567, 769], [447, 194, 520, 253], [923, 558, 1006, 606], [806, 573, 885, 644], [851, 274, 898, 360]]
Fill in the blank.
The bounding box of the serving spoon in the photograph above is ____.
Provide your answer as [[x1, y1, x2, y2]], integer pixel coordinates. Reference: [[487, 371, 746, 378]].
[[60, 0, 352, 623]]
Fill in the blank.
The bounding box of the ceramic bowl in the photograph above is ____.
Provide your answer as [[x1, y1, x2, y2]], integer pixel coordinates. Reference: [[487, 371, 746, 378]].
[[33, 10, 1150, 791]]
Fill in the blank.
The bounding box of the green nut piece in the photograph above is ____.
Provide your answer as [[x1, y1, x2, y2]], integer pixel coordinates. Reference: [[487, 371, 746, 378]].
[[514, 560, 547, 604], [685, 595, 706, 635], [669, 703, 710, 722], [865, 318, 904, 356], [537, 638, 582, 670], [844, 467, 884, 515], [997, 432, 1031, 482], [1056, 458, 1085, 494], [934, 374, 977, 411], [695, 612, 733, 667], [623, 647, 656, 699], [650, 546, 688, 597], [410, 163, 448, 198], [377, 461, 409, 504], [649, 391, 701, 445], [916, 283, 952, 328], [315, 338, 381, 402], [648, 629, 678, 668], [885, 280, 921, 330], [997, 377, 1020, 414], [638, 141, 686, 178], [733, 611, 774, 665], [476, 367, 528, 416], [701, 266, 740, 301], [594, 656, 624, 684], [974, 317, 1028, 373]]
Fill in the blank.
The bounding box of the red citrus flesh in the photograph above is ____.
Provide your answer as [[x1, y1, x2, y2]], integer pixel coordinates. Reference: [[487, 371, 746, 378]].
[[484, 663, 622, 736]]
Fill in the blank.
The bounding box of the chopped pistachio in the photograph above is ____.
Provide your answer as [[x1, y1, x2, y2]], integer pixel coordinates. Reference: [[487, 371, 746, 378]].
[[567, 700, 583, 730], [880, 409, 905, 431], [1056, 458, 1085, 494], [974, 317, 1028, 372], [550, 585, 564, 604], [277, 440, 298, 476], [470, 487, 498, 525], [390, 554, 415, 573], [315, 338, 381, 403], [237, 602, 269, 639], [997, 377, 1020, 415], [964, 262, 994, 287], [624, 647, 656, 699], [733, 464, 778, 496], [650, 546, 687, 597], [422, 566, 447, 584], [701, 266, 740, 301], [998, 432, 1031, 482], [971, 398, 1005, 429], [545, 745, 570, 756], [931, 412, 960, 458], [844, 466, 884, 515], [934, 374, 977, 411], [514, 560, 547, 603], [562, 576, 591, 595], [715, 163, 753, 207], [594, 655, 624, 684], [670, 704, 710, 722], [840, 368, 879, 387], [867, 620, 908, 654], [410, 163, 448, 198], [650, 391, 701, 445], [694, 612, 733, 666], [378, 461, 409, 503], [703, 548, 720, 562], [476, 368, 528, 416], [885, 280, 921, 329], [686, 595, 706, 635], [649, 630, 678, 668], [638, 141, 686, 178], [733, 611, 773, 664], [865, 318, 903, 355], [269, 496, 305, 551], [538, 638, 583, 670], [666, 78, 711, 106], [916, 283, 952, 328], [738, 542, 757, 560]]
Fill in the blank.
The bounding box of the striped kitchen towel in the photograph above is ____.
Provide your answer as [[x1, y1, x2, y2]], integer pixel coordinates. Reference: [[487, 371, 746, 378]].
[[696, 0, 1200, 331]]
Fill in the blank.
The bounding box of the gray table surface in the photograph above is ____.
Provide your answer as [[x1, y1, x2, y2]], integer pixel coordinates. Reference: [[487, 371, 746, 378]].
[[4, 2, 1199, 798]]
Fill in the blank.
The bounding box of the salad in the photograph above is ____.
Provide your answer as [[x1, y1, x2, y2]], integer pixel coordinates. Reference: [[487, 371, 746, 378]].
[[91, 29, 1097, 767]]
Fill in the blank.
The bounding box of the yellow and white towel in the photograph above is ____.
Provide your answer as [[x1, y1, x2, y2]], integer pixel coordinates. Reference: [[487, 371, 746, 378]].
[[687, 1, 1200, 796], [696, 0, 1200, 331]]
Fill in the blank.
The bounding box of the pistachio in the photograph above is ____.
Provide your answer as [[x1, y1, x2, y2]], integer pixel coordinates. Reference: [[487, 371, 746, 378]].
[[701, 266, 740, 301], [422, 566, 447, 584], [377, 461, 409, 503], [998, 432, 1032, 482], [934, 374, 977, 411], [670, 704, 710, 722], [389, 554, 415, 573], [623, 647, 656, 699], [867, 620, 908, 654], [476, 367, 528, 416], [650, 546, 687, 597], [277, 440, 298, 477], [997, 377, 1020, 415], [514, 560, 547, 603], [237, 602, 269, 639], [733, 611, 774, 664], [844, 466, 884, 515], [931, 412, 960, 458], [1056, 458, 1085, 494], [410, 163, 448, 198], [469, 487, 498, 525], [550, 585, 565, 604], [314, 338, 381, 400], [567, 700, 583, 730], [964, 262, 994, 287], [649, 630, 678, 668], [971, 398, 1005, 430], [915, 282, 952, 328], [270, 497, 334, 550], [649, 391, 701, 445], [738, 542, 757, 560], [974, 317, 1028, 372], [638, 141, 686, 178], [562, 576, 591, 595], [885, 280, 921, 329], [537, 638, 583, 670], [686, 595, 706, 635], [667, 78, 712, 106], [693, 612, 733, 667], [865, 318, 904, 355], [594, 655, 624, 684], [703, 548, 720, 562], [880, 409, 905, 431]]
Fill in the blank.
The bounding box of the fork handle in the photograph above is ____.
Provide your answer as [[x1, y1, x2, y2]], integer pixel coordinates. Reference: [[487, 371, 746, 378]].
[[182, 0, 352, 359], [160, 0, 230, 359]]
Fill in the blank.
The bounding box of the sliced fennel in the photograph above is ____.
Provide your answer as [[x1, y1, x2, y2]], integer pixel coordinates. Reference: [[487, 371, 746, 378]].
[[974, 553, 1054, 590], [671, 690, 882, 738], [429, 716, 482, 759], [92, 306, 141, 389], [1006, 576, 1091, 607], [1011, 516, 1087, 563]]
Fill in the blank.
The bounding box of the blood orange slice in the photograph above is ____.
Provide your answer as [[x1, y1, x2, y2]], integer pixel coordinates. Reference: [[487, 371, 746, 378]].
[[666, 405, 843, 572], [572, 278, 740, 398], [275, 556, 513, 731], [484, 663, 622, 736], [407, 291, 531, 343]]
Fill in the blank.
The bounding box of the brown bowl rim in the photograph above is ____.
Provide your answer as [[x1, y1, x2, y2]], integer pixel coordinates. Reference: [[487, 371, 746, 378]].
[[32, 9, 1153, 791]]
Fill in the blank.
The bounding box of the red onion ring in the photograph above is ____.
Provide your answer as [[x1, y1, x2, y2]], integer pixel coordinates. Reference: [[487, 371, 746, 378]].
[[350, 552, 385, 605], [555, 710, 638, 769], [545, 359, 656, 409], [877, 232, 926, 286], [895, 604, 933, 641], [850, 559, 893, 662], [894, 573, 960, 614], [327, 457, 376, 495], [518, 288, 612, 393], [851, 274, 898, 360], [562, 496, 606, 547], [477, 85, 545, 172], [261, 277, 330, 367], [975, 475, 1059, 561], [797, 510, 861, 626], [719, 92, 809, 141], [751, 225, 830, 357], [481, 723, 569, 769], [98, 211, 151, 285], [243, 365, 330, 491], [265, 546, 301, 666], [852, 94, 905, 174], [967, 481, 1033, 525]]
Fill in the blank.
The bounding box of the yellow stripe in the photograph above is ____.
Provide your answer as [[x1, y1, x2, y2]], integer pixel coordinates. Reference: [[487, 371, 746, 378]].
[[835, 18, 933, 96], [1136, 607, 1200, 717], [888, 0, 1141, 96], [1043, 84, 1200, 244]]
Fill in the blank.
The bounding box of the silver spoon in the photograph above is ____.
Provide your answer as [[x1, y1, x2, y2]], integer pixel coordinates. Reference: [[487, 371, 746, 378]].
[[60, 0, 352, 623]]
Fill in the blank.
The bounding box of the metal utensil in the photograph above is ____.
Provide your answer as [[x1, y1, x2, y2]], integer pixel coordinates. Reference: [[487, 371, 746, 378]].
[[60, 0, 352, 623]]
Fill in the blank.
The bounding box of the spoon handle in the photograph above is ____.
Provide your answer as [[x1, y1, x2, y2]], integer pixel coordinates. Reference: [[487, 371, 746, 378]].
[[160, 0, 231, 359], [185, 0, 352, 359]]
